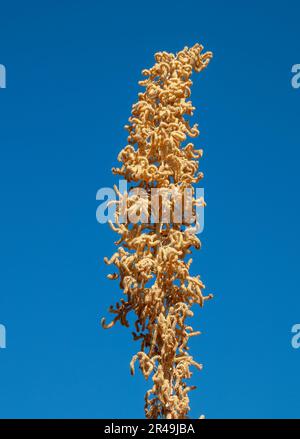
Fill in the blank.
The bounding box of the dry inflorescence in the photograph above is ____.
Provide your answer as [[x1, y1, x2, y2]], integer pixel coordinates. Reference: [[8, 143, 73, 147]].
[[102, 44, 213, 419]]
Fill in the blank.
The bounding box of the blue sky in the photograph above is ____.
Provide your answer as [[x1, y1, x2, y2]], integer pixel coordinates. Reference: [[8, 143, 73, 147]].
[[0, 0, 300, 418]]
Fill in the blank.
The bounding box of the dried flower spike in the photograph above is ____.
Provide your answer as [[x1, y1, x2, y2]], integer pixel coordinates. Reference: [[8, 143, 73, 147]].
[[102, 43, 213, 419]]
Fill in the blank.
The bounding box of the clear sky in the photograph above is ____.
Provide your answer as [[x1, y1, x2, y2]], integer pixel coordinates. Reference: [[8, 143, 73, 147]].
[[0, 0, 300, 419]]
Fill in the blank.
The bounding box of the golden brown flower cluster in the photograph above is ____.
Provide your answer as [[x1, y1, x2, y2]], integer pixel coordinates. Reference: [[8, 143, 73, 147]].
[[102, 44, 213, 418]]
